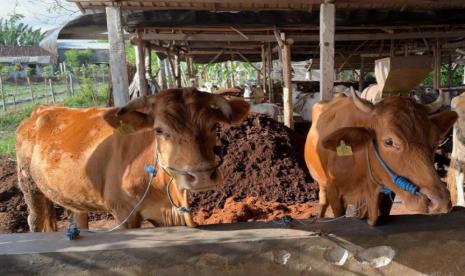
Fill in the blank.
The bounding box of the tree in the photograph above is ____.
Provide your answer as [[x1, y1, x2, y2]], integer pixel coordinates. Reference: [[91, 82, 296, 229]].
[[0, 14, 44, 46]]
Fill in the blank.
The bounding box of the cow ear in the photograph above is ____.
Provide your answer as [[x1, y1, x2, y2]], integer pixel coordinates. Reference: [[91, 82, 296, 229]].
[[216, 98, 250, 124], [430, 111, 458, 141], [103, 109, 154, 135], [322, 127, 374, 152], [229, 98, 250, 123]]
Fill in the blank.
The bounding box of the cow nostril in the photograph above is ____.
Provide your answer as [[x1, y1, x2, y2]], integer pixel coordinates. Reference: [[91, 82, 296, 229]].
[[186, 173, 196, 183], [210, 170, 218, 180]]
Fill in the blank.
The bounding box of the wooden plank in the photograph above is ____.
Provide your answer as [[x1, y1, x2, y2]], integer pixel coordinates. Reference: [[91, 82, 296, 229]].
[[319, 2, 335, 100], [281, 33, 293, 129], [106, 6, 130, 106]]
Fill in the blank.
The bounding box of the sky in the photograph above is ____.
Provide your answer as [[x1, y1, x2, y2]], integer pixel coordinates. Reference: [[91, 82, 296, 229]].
[[0, 0, 80, 31]]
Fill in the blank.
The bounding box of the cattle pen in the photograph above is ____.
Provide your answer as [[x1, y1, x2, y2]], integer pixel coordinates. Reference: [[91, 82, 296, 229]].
[[3, 0, 465, 275]]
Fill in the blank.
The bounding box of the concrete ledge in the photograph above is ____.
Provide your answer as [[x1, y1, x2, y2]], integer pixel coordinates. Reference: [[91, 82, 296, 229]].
[[2, 209, 465, 275]]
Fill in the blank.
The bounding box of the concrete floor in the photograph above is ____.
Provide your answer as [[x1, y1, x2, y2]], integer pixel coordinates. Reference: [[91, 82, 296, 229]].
[[1, 208, 465, 275]]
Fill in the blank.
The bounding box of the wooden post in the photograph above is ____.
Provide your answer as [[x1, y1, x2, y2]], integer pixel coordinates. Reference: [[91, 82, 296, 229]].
[[359, 56, 365, 92], [0, 76, 5, 111], [186, 55, 197, 87], [158, 56, 168, 89], [319, 2, 335, 100], [433, 40, 441, 90], [106, 5, 129, 106], [49, 79, 56, 103], [261, 45, 267, 92], [174, 51, 182, 88], [144, 44, 152, 81], [281, 32, 294, 129], [134, 39, 148, 96], [266, 43, 273, 103]]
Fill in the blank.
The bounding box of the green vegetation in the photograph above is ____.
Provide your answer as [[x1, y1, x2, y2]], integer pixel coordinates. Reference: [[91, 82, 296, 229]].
[[0, 134, 15, 157], [63, 83, 109, 108], [64, 49, 93, 71], [424, 65, 464, 87], [0, 14, 44, 46]]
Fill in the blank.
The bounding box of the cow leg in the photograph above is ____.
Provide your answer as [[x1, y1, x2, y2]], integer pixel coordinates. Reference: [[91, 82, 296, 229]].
[[367, 195, 380, 226], [73, 212, 89, 229], [327, 185, 345, 217], [318, 186, 329, 218], [378, 192, 395, 217], [17, 164, 57, 232]]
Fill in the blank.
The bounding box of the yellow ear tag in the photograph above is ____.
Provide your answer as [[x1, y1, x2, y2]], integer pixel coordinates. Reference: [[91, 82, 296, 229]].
[[336, 140, 353, 156], [117, 121, 135, 135]]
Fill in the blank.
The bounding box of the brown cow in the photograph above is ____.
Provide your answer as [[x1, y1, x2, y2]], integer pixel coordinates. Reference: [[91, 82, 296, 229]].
[[305, 89, 456, 225], [16, 88, 249, 232]]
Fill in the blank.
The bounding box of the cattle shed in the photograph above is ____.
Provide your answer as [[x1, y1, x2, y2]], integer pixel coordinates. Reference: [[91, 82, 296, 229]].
[[39, 0, 465, 129]]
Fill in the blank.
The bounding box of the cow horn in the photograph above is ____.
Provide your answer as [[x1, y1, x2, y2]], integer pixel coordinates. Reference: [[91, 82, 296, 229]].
[[211, 95, 233, 123], [351, 86, 374, 113], [117, 95, 155, 116], [423, 89, 444, 114]]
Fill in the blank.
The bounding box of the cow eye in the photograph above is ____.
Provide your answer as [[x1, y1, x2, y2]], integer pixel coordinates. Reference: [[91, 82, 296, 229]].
[[154, 127, 164, 135], [384, 138, 394, 147]]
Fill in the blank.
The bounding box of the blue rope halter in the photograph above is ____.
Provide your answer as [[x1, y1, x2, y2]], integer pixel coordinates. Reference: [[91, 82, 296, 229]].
[[371, 142, 422, 196]]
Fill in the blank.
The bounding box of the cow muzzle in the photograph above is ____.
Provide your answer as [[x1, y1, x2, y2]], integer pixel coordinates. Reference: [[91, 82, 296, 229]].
[[419, 186, 452, 214], [179, 168, 223, 192]]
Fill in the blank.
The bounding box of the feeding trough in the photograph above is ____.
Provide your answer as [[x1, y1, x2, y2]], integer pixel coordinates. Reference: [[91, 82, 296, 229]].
[[374, 56, 434, 95]]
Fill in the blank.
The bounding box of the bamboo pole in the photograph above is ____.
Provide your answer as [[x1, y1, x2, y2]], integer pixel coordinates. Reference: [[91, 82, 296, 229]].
[[49, 79, 56, 103], [0, 76, 5, 111], [26, 76, 35, 103]]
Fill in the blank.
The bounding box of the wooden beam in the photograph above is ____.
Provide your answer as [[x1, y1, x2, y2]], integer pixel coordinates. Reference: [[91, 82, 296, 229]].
[[144, 44, 152, 82], [319, 2, 335, 101], [106, 6, 129, 106], [281, 32, 293, 129], [141, 30, 465, 43], [230, 26, 249, 40]]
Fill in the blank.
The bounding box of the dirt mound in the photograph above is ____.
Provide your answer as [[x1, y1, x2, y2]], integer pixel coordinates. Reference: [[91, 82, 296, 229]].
[[0, 157, 28, 233], [194, 196, 318, 225], [189, 113, 318, 222]]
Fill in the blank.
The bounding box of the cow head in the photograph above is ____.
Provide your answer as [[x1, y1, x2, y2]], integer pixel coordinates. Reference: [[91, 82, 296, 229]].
[[106, 88, 249, 192], [323, 88, 457, 214]]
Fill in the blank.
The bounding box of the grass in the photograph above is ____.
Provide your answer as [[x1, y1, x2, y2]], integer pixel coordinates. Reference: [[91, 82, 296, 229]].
[[0, 134, 15, 158], [0, 80, 110, 157]]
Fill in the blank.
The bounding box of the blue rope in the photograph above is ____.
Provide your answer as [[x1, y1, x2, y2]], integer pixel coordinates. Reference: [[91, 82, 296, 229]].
[[372, 143, 421, 196]]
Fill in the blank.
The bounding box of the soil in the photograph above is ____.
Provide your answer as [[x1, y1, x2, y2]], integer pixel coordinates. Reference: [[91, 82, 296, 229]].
[[0, 157, 28, 233], [189, 114, 318, 219]]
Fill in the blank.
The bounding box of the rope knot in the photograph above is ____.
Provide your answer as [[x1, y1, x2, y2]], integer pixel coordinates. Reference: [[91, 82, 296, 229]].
[[65, 223, 80, 240], [178, 206, 192, 214]]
